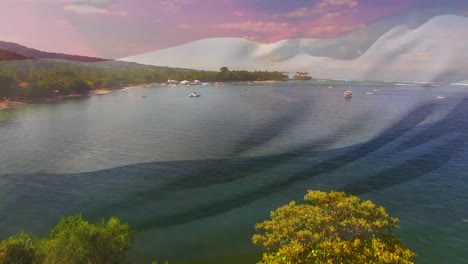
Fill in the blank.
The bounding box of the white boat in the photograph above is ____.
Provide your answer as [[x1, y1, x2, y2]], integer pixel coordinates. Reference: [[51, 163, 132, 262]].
[[344, 87, 352, 98], [189, 91, 200, 98]]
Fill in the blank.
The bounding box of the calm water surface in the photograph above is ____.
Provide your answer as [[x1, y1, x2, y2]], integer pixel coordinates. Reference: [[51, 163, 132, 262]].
[[1, 81, 467, 263]]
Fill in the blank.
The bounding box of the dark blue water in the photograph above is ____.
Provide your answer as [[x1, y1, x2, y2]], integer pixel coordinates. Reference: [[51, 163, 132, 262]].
[[0, 81, 467, 263]]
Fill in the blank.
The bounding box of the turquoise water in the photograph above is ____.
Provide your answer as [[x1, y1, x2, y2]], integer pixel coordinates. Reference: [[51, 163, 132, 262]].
[[0, 81, 467, 263]]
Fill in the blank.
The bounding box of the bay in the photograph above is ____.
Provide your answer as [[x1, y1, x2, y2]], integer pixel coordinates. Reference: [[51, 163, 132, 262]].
[[0, 81, 467, 263]]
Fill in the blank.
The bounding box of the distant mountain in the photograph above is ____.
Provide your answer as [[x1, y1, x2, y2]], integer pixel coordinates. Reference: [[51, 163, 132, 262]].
[[122, 15, 468, 83], [0, 41, 108, 62], [0, 49, 32, 61], [0, 56, 196, 74]]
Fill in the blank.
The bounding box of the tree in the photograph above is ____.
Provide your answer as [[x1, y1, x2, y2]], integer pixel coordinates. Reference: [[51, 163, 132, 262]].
[[29, 81, 52, 98], [0, 215, 133, 264], [293, 72, 312, 80], [40, 215, 133, 264], [68, 79, 91, 95], [0, 233, 37, 264], [0, 73, 16, 99], [101, 76, 117, 88], [252, 190, 416, 264], [220, 66, 229, 73]]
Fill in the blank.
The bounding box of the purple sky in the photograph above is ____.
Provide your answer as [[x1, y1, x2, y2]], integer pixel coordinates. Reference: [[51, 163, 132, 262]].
[[1, 0, 467, 58]]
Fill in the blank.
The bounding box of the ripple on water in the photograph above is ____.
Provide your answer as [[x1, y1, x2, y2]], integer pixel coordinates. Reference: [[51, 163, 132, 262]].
[[0, 82, 467, 263]]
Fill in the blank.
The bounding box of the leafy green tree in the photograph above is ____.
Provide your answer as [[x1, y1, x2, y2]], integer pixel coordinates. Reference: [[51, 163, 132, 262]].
[[220, 66, 229, 73], [40, 215, 133, 264], [0, 73, 16, 99], [253, 190, 416, 264], [29, 81, 52, 98], [293, 72, 312, 80], [101, 76, 117, 88], [0, 233, 37, 264], [68, 79, 91, 95]]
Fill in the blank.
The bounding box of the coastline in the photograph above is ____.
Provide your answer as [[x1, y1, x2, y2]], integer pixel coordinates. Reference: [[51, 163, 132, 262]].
[[0, 83, 154, 111], [91, 89, 112, 95], [0, 80, 284, 111], [92, 83, 160, 94], [0, 101, 25, 110], [253, 80, 280, 83], [0, 95, 86, 110]]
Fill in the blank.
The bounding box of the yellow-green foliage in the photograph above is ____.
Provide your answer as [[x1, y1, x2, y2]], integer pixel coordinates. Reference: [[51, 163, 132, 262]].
[[40, 215, 133, 264], [253, 191, 416, 264], [0, 233, 37, 264], [0, 215, 133, 264]]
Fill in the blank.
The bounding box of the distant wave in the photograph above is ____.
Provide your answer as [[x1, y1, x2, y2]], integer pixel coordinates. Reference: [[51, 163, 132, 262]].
[[394, 83, 419, 86], [451, 82, 468, 86]]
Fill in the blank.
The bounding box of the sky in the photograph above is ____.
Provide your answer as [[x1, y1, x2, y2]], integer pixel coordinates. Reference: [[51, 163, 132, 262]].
[[1, 0, 467, 58]]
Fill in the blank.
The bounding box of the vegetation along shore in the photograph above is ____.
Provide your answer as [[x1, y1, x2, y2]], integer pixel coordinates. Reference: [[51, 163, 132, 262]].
[[0, 59, 293, 110]]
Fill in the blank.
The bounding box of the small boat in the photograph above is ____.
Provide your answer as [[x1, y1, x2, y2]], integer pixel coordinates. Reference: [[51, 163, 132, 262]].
[[189, 91, 200, 98], [344, 87, 352, 98], [436, 96, 445, 99]]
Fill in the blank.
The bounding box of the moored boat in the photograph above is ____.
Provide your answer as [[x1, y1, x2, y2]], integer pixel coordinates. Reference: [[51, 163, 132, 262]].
[[344, 87, 352, 98], [189, 91, 200, 97]]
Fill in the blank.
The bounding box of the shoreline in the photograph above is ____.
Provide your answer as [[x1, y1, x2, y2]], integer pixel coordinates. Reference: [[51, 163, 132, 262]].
[[91, 89, 112, 95], [0, 84, 151, 111], [0, 80, 286, 111], [0, 101, 25, 111], [0, 94, 87, 110], [253, 80, 280, 83]]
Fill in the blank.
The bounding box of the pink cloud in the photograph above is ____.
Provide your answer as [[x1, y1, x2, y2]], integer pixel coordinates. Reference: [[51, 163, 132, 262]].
[[316, 0, 359, 10], [214, 21, 291, 33], [177, 24, 191, 30], [283, 0, 358, 18], [64, 4, 127, 15], [234, 11, 245, 17], [303, 23, 365, 37], [160, 0, 190, 13], [284, 7, 312, 18]]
